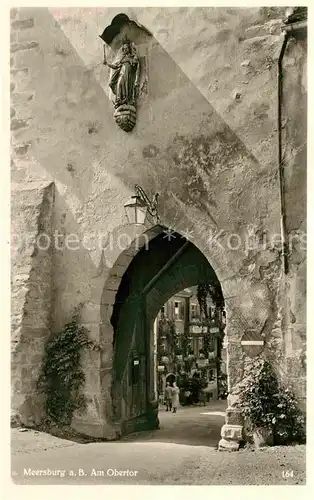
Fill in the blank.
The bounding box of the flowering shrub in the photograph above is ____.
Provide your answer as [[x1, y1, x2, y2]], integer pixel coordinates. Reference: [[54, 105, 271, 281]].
[[234, 358, 305, 444]]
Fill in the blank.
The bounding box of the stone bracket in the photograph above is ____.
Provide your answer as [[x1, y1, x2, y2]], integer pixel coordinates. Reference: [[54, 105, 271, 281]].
[[218, 424, 243, 451]]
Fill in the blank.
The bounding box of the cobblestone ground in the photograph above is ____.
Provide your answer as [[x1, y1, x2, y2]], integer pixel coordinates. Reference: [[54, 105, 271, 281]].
[[11, 402, 306, 485]]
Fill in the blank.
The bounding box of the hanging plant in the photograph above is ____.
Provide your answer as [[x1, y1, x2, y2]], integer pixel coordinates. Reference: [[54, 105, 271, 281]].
[[37, 305, 99, 427]]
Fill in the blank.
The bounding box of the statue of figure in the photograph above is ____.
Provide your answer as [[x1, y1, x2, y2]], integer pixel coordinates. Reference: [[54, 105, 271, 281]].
[[104, 39, 140, 109]]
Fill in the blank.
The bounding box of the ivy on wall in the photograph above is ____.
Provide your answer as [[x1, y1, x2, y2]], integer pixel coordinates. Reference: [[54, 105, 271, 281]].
[[37, 305, 99, 427]]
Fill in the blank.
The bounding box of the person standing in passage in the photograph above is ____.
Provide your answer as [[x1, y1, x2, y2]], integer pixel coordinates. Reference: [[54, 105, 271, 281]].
[[164, 382, 172, 411], [171, 381, 180, 413]]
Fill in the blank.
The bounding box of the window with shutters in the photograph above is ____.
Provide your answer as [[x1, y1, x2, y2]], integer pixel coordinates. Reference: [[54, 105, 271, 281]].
[[174, 301, 184, 320], [190, 303, 197, 320]]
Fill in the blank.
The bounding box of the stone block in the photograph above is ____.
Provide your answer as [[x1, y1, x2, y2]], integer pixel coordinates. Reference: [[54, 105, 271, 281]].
[[11, 18, 34, 30], [218, 438, 240, 451], [287, 376, 306, 401], [22, 308, 50, 329], [11, 410, 22, 427], [99, 321, 115, 346], [100, 305, 114, 327], [100, 347, 113, 367], [11, 118, 29, 131], [83, 369, 101, 393], [10, 91, 34, 106], [18, 393, 46, 427], [110, 264, 128, 279], [227, 393, 240, 408], [100, 289, 117, 305], [11, 286, 28, 302], [286, 355, 306, 379], [10, 68, 30, 93], [81, 303, 101, 324], [102, 276, 120, 292], [221, 424, 243, 441], [20, 326, 49, 339], [11, 41, 39, 53], [11, 313, 24, 329], [225, 407, 243, 425], [71, 417, 119, 439]]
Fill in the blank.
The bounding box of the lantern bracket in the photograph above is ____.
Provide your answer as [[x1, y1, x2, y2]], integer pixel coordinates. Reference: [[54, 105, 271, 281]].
[[134, 184, 160, 221]]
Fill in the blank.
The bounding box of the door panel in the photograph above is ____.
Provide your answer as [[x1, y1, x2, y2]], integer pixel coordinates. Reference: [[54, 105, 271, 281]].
[[122, 300, 148, 421]]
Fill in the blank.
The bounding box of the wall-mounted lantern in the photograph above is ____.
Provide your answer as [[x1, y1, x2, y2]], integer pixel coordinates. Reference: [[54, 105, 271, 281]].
[[124, 195, 148, 225], [124, 184, 159, 225]]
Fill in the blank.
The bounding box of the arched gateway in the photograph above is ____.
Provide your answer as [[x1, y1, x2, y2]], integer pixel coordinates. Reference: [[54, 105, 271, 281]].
[[108, 227, 220, 434], [98, 223, 268, 450]]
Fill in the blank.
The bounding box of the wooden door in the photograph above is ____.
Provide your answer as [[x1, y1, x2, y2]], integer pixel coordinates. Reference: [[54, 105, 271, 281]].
[[127, 298, 148, 420]]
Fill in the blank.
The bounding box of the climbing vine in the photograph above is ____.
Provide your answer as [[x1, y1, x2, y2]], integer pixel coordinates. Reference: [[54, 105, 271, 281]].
[[37, 305, 98, 426]]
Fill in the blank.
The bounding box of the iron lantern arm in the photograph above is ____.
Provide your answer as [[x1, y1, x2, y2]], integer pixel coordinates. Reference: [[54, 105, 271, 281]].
[[134, 184, 160, 220]]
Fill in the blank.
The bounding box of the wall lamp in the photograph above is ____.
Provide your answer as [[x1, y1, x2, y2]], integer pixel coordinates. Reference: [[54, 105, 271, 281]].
[[124, 185, 160, 225]]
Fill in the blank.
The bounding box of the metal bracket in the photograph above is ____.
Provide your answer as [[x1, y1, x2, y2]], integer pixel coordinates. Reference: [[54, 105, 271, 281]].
[[134, 184, 160, 221]]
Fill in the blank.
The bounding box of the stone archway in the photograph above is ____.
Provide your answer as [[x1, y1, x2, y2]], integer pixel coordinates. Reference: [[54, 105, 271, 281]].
[[101, 226, 226, 436], [97, 220, 281, 449]]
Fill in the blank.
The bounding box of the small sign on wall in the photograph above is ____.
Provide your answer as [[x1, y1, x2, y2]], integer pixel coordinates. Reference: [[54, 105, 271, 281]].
[[209, 327, 219, 334], [190, 325, 208, 334], [197, 359, 209, 367], [241, 331, 265, 358], [131, 355, 140, 384]]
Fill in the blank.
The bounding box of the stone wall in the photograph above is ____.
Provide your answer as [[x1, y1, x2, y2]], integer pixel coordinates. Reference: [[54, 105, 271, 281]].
[[11, 181, 55, 426], [10, 7, 306, 435]]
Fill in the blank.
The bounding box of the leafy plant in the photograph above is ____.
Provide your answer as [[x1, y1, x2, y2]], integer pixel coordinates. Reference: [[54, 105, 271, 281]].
[[197, 282, 224, 319], [37, 305, 98, 426], [158, 316, 177, 357], [217, 372, 228, 399], [234, 358, 305, 444]]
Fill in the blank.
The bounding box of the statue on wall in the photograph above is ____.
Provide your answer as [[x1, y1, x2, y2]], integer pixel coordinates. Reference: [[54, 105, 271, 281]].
[[103, 37, 141, 132], [104, 39, 140, 108]]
